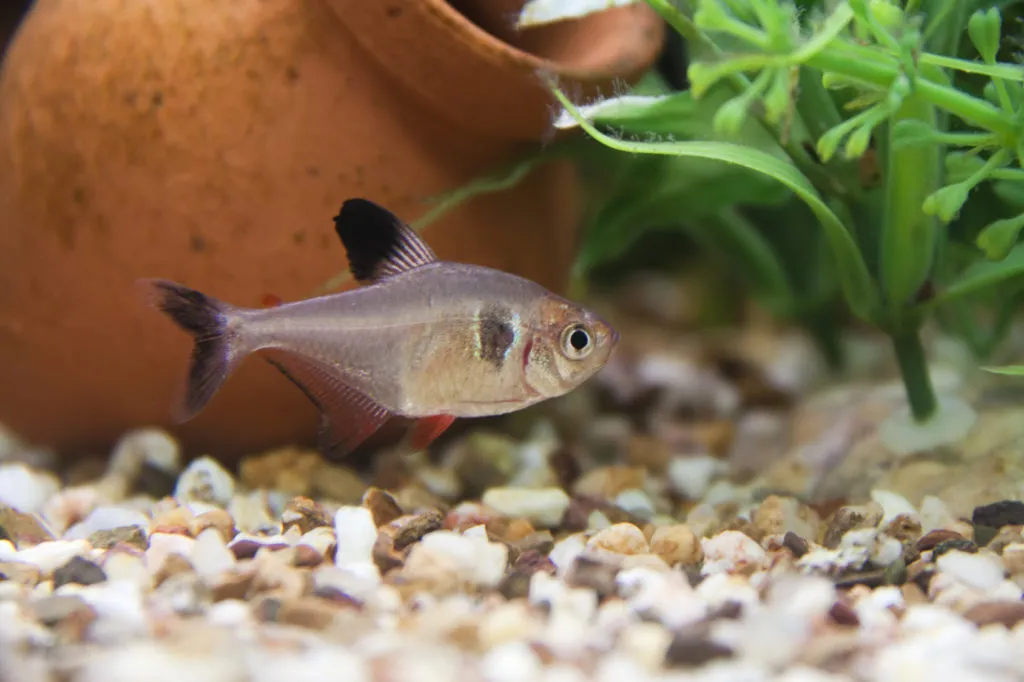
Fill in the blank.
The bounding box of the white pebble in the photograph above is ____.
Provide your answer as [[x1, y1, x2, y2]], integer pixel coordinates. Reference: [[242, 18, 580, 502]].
[[482, 641, 543, 682], [548, 533, 587, 577], [667, 455, 727, 501], [701, 530, 767, 576], [613, 489, 655, 520], [11, 539, 90, 575], [871, 489, 919, 525], [145, 532, 195, 573], [405, 529, 509, 588], [173, 456, 234, 507], [0, 463, 59, 514], [189, 528, 236, 580], [333, 505, 377, 566], [206, 599, 252, 628], [248, 647, 370, 682], [481, 486, 570, 528], [616, 567, 706, 629], [64, 506, 150, 540], [313, 563, 381, 603], [106, 428, 180, 480], [937, 550, 1006, 591]]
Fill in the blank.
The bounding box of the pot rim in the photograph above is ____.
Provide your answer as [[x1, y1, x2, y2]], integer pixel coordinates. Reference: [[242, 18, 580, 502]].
[[323, 0, 665, 139]]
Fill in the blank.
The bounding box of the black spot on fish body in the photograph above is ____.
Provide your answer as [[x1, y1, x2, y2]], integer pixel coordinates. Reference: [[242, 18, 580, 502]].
[[477, 305, 515, 369]]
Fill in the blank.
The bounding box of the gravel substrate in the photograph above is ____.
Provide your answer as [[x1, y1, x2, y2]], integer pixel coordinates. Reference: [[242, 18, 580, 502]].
[[4, 284, 1024, 682]]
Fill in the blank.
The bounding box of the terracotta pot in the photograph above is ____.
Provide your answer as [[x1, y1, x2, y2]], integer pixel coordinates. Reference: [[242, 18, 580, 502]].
[[0, 0, 663, 461]]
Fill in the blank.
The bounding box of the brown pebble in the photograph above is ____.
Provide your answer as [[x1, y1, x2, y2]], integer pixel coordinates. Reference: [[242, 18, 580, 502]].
[[828, 600, 860, 627], [211, 571, 255, 602], [372, 531, 406, 574], [564, 554, 620, 597], [229, 537, 290, 560], [833, 569, 887, 589], [664, 634, 733, 667], [52, 556, 107, 589], [294, 544, 325, 568], [254, 596, 352, 630], [905, 558, 936, 592], [312, 586, 364, 609], [503, 518, 536, 543], [963, 601, 1024, 628], [281, 496, 330, 535], [88, 525, 148, 551], [782, 531, 810, 558], [362, 487, 403, 528], [917, 529, 965, 552], [561, 496, 648, 533], [192, 509, 237, 543], [499, 550, 557, 600], [0, 504, 55, 548], [507, 531, 555, 563], [394, 510, 444, 550]]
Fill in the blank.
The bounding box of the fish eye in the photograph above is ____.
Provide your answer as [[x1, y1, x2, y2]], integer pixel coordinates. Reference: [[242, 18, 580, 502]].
[[561, 324, 593, 359]]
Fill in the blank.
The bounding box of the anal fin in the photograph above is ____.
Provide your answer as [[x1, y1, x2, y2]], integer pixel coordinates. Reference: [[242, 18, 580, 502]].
[[407, 414, 457, 451], [262, 350, 392, 459]]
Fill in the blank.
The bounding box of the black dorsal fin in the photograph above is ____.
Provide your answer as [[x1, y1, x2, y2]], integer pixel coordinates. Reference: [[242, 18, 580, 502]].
[[333, 198, 438, 285]]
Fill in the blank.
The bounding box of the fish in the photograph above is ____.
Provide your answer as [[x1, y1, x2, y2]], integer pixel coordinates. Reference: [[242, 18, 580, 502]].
[[139, 197, 619, 458]]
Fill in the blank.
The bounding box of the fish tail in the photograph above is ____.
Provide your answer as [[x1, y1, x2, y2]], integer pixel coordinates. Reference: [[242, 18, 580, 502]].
[[138, 278, 248, 421]]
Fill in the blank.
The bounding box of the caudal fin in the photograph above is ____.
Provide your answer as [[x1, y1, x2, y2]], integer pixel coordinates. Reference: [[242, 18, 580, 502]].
[[138, 278, 244, 422]]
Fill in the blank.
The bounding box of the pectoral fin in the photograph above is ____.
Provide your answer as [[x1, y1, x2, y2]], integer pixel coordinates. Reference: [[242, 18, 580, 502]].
[[262, 350, 392, 458], [332, 198, 438, 285], [408, 414, 457, 451]]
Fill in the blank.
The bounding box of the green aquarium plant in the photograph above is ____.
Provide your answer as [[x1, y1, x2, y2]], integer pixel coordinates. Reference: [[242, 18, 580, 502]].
[[533, 0, 1024, 451]]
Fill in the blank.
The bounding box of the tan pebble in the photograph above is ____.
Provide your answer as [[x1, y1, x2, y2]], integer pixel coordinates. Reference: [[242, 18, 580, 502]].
[[823, 502, 883, 548], [620, 553, 671, 572], [294, 545, 325, 568], [239, 447, 322, 495], [573, 466, 646, 500], [0, 561, 41, 586], [153, 552, 195, 586], [626, 435, 670, 473], [752, 495, 821, 541], [619, 621, 673, 671], [362, 487, 403, 528], [503, 518, 536, 543], [1001, 543, 1024, 575], [477, 601, 538, 648], [986, 526, 1022, 554], [310, 464, 367, 505], [87, 525, 148, 551], [650, 524, 703, 566], [192, 509, 236, 543], [281, 496, 329, 535], [152, 507, 196, 536], [963, 600, 1024, 628], [254, 596, 351, 630], [587, 523, 649, 555]]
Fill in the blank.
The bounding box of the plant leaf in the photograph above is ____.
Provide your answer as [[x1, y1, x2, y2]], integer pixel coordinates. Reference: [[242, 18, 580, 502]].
[[927, 243, 1024, 306], [549, 82, 880, 320], [981, 365, 1024, 376]]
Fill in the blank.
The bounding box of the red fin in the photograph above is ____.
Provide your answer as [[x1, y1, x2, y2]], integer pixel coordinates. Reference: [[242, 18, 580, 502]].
[[408, 415, 456, 451], [262, 350, 392, 458], [261, 293, 283, 308]]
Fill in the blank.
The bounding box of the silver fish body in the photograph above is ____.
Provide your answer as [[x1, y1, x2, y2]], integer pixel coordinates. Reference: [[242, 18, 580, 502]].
[[141, 198, 618, 457]]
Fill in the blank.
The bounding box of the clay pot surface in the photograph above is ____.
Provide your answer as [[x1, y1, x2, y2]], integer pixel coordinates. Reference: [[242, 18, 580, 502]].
[[0, 0, 663, 460]]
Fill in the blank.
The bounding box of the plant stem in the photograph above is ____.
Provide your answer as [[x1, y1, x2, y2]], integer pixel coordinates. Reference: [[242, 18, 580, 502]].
[[891, 327, 938, 421]]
